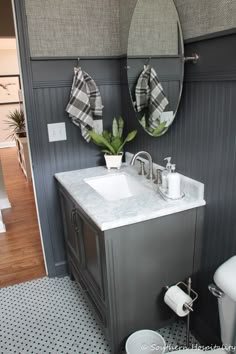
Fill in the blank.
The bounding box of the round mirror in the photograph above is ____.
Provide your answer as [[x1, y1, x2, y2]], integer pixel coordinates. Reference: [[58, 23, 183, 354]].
[[127, 0, 184, 137]]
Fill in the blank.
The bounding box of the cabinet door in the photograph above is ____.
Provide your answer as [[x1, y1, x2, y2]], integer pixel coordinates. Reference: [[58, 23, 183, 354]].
[[59, 189, 81, 265], [79, 214, 105, 302]]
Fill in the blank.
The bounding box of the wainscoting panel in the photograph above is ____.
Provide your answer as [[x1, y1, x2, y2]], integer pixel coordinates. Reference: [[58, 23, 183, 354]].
[[124, 34, 236, 344], [28, 58, 122, 276], [14, 1, 236, 343]]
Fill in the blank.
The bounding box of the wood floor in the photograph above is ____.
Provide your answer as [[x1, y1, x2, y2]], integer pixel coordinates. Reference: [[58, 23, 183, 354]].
[[0, 147, 46, 288]]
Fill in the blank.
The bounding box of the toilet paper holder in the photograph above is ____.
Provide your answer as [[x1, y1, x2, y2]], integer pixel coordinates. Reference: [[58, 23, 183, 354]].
[[165, 281, 198, 311], [177, 281, 198, 311], [165, 278, 199, 347]]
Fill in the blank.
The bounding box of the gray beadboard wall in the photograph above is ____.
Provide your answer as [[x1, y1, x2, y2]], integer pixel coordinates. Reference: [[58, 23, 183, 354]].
[[14, 0, 124, 276], [123, 33, 236, 344], [14, 0, 236, 344], [32, 59, 122, 276]]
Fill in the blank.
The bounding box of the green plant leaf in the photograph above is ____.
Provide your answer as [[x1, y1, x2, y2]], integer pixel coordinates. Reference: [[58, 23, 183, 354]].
[[102, 130, 112, 143], [112, 117, 119, 137], [110, 136, 122, 154], [4, 109, 25, 140], [118, 116, 124, 138], [117, 130, 137, 154], [152, 122, 167, 136], [139, 115, 146, 129], [125, 130, 138, 142], [88, 130, 116, 154], [89, 116, 137, 156]]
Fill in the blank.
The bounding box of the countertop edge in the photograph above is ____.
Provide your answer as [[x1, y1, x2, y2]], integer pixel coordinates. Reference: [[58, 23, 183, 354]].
[[99, 199, 206, 231]]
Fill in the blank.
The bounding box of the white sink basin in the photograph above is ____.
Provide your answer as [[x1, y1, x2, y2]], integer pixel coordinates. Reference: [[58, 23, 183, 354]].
[[84, 172, 147, 201]]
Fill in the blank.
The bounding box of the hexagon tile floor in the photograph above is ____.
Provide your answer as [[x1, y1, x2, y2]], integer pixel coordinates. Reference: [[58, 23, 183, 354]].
[[0, 276, 199, 354]]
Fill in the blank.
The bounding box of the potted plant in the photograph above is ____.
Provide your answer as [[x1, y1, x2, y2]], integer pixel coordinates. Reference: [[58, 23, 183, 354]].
[[89, 116, 137, 169], [4, 109, 31, 180], [5, 108, 26, 139]]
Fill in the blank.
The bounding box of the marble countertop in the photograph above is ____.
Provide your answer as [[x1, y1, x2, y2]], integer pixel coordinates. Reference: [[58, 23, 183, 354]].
[[55, 154, 205, 231]]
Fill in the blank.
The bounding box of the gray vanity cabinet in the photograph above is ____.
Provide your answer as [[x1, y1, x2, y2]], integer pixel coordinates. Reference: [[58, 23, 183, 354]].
[[59, 187, 107, 328], [58, 184, 203, 354]]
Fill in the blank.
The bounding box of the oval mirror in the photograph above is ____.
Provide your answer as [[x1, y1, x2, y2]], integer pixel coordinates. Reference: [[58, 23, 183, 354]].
[[127, 0, 184, 137]]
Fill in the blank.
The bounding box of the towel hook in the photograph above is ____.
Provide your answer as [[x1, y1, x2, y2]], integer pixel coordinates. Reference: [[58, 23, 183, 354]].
[[145, 57, 152, 65], [144, 56, 152, 70]]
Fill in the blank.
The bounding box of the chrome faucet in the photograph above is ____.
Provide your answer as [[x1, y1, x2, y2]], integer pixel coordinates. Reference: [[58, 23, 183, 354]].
[[130, 151, 154, 180]]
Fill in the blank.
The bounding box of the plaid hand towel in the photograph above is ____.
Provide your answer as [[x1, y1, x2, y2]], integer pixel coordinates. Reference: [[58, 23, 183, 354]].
[[66, 67, 103, 142], [135, 65, 169, 129]]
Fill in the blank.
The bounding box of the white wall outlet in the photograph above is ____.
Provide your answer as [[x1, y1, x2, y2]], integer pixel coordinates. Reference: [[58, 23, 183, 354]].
[[47, 123, 67, 142], [93, 120, 103, 134], [160, 111, 174, 126]]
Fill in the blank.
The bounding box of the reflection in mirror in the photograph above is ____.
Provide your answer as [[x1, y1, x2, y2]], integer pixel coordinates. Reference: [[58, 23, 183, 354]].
[[234, 330, 236, 352], [127, 0, 184, 137]]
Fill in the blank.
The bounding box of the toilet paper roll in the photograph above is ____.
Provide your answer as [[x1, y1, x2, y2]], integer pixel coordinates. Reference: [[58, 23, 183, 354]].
[[164, 285, 192, 317]]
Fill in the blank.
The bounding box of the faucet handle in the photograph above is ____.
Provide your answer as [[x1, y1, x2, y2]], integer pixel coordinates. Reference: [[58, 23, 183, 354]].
[[154, 169, 162, 185], [137, 159, 147, 176]]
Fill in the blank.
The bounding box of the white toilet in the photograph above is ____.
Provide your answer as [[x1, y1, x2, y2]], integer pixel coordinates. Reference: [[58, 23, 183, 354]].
[[171, 255, 236, 354]]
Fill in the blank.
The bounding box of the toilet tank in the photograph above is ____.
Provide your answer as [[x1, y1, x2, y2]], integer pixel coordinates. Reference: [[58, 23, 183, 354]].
[[214, 256, 236, 346]]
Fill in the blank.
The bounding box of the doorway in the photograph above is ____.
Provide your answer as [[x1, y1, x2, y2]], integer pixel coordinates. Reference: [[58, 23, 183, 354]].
[[0, 5, 46, 287]]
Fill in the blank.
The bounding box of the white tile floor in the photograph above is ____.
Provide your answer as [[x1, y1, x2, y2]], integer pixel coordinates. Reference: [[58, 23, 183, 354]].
[[159, 321, 199, 351], [0, 277, 199, 354]]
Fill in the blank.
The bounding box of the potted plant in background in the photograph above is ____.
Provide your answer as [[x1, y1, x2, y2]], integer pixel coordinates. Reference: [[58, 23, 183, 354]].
[[5, 108, 26, 139], [89, 116, 137, 169], [4, 109, 31, 181]]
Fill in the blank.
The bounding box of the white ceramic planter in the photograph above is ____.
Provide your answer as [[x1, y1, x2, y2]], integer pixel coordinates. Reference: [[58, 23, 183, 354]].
[[104, 154, 123, 170]]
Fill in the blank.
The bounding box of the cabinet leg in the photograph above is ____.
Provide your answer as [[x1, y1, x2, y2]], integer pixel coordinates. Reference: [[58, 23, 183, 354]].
[[69, 272, 75, 281], [68, 266, 75, 281]]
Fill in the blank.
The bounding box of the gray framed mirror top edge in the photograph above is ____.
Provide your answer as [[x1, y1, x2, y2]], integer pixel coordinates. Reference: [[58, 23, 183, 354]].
[[126, 0, 184, 137]]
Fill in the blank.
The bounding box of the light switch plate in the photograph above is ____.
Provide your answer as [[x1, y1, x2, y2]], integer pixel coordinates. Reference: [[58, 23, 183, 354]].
[[47, 122, 67, 142], [93, 120, 103, 134]]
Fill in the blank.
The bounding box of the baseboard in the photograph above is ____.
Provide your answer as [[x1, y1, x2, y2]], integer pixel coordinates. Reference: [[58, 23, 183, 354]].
[[192, 314, 221, 346], [54, 260, 68, 277], [0, 141, 16, 148]]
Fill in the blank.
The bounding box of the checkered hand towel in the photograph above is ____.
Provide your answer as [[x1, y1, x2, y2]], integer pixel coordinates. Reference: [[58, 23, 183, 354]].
[[66, 67, 103, 142], [135, 65, 169, 129]]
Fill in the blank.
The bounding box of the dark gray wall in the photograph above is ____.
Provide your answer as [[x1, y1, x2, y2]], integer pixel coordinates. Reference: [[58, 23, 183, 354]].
[[14, 0, 123, 277], [124, 33, 236, 344], [14, 0, 236, 345], [0, 0, 15, 37], [29, 59, 122, 277], [32, 58, 122, 276]]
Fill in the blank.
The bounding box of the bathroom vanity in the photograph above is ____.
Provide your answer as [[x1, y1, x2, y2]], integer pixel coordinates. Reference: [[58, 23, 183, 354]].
[[55, 160, 205, 353]]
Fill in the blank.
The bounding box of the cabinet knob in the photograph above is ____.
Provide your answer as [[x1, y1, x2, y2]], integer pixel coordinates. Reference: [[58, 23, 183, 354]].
[[71, 208, 78, 231]]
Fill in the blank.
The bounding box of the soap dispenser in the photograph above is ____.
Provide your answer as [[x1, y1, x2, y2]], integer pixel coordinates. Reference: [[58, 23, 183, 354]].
[[167, 164, 181, 199], [162, 157, 172, 191]]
